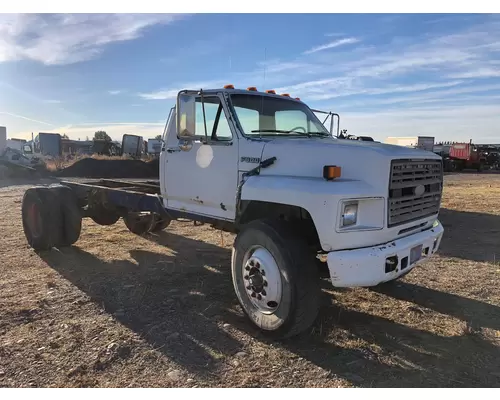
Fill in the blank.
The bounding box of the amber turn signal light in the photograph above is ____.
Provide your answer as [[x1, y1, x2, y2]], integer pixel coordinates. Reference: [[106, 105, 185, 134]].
[[323, 165, 341, 180]]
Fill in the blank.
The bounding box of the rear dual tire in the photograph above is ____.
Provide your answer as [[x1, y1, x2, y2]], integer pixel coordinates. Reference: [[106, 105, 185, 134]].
[[22, 185, 82, 251]]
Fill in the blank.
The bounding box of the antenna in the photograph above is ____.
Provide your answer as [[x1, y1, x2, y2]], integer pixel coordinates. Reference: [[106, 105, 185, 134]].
[[259, 47, 267, 140], [263, 47, 267, 86]]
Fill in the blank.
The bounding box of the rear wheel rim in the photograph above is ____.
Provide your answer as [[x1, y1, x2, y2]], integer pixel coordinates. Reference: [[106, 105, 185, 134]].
[[241, 246, 282, 314]]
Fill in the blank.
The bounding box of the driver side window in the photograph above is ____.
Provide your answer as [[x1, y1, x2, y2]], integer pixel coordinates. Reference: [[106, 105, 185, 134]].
[[275, 110, 308, 132], [194, 97, 233, 142]]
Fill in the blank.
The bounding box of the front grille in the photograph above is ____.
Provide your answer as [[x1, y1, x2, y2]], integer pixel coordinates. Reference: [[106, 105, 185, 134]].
[[388, 159, 443, 227]]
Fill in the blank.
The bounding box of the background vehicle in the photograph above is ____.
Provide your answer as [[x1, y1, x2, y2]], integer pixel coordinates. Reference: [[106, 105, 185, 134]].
[[0, 126, 6, 152], [448, 141, 486, 172], [33, 132, 62, 157], [20, 86, 444, 339], [385, 136, 435, 151], [147, 138, 162, 155], [121, 134, 145, 157]]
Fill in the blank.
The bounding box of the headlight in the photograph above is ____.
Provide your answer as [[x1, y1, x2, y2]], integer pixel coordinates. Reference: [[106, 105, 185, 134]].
[[337, 197, 385, 232], [341, 202, 358, 227]]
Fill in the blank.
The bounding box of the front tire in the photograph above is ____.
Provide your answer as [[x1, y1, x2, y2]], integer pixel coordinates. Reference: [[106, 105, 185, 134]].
[[231, 219, 321, 339]]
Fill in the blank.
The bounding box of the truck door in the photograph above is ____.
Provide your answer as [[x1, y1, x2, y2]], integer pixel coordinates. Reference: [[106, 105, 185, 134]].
[[164, 92, 238, 221]]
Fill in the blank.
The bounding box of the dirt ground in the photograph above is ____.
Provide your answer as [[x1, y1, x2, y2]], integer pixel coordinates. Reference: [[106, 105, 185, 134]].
[[0, 174, 499, 388]]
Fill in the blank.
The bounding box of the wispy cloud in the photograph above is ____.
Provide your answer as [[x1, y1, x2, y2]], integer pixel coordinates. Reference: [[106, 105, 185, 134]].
[[269, 18, 500, 104], [276, 79, 466, 102], [0, 111, 55, 126], [341, 104, 500, 143], [139, 80, 226, 100], [256, 60, 314, 74], [448, 68, 500, 79], [43, 99, 62, 104], [303, 37, 360, 55], [139, 17, 500, 114], [331, 83, 500, 109], [50, 122, 165, 141], [108, 90, 123, 95], [0, 14, 188, 65], [324, 32, 345, 37]]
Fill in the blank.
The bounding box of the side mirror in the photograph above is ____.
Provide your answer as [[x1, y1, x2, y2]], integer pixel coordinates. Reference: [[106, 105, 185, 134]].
[[176, 92, 196, 140]]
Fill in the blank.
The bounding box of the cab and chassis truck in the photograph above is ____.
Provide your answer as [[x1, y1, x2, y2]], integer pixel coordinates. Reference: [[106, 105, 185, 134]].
[[21, 86, 445, 339]]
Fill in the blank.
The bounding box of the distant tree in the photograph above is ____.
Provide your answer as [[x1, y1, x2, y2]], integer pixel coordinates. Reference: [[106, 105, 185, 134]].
[[94, 130, 112, 141], [154, 134, 162, 141], [61, 134, 69, 139]]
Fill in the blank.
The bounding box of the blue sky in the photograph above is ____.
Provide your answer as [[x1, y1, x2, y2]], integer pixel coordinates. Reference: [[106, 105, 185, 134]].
[[1, 13, 500, 142]]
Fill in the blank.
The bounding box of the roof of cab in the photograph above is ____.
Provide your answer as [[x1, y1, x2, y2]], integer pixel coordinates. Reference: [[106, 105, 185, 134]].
[[183, 87, 302, 101]]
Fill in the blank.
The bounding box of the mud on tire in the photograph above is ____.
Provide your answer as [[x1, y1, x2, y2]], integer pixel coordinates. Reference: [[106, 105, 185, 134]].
[[231, 219, 321, 339]]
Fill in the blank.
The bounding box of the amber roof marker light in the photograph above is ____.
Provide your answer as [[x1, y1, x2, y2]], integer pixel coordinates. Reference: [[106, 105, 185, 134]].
[[265, 90, 276, 94], [224, 84, 235, 89]]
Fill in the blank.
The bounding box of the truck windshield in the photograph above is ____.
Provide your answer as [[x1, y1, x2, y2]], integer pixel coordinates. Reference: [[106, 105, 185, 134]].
[[229, 94, 331, 137]]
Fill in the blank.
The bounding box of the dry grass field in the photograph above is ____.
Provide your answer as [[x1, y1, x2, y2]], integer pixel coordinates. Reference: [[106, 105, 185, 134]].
[[0, 174, 499, 388]]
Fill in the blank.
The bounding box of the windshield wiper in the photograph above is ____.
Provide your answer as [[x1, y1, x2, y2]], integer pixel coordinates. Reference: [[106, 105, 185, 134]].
[[250, 129, 330, 137], [251, 129, 292, 134], [303, 131, 330, 137]]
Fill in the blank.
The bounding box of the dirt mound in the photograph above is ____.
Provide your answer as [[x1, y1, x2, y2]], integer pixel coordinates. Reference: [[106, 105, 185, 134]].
[[56, 158, 159, 179], [146, 157, 159, 172]]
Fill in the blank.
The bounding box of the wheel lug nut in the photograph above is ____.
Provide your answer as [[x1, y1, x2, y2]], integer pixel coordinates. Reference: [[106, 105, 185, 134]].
[[255, 262, 260, 268], [249, 260, 254, 266]]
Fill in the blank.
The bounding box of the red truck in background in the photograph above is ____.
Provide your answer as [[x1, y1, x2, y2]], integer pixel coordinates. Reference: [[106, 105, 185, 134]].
[[448, 140, 487, 172]]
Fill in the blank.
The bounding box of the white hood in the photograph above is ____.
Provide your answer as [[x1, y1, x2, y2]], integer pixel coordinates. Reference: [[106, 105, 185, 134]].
[[258, 137, 441, 184]]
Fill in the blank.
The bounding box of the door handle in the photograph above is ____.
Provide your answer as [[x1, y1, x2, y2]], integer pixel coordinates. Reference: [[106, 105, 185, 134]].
[[166, 147, 181, 153]]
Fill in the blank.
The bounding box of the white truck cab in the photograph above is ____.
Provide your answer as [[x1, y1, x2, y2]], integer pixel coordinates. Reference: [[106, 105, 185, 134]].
[[159, 86, 444, 338]]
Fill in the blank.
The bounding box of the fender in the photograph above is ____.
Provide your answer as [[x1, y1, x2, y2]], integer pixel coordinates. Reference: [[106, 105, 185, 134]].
[[239, 174, 384, 252]]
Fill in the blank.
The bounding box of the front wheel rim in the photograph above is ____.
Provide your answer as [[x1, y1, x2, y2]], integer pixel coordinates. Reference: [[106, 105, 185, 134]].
[[241, 246, 282, 314]]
